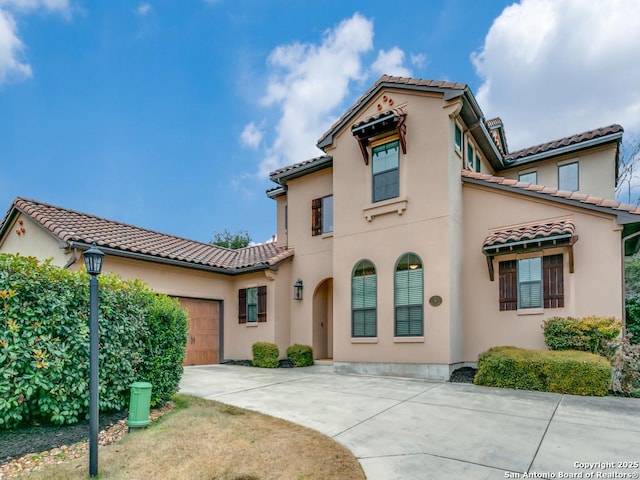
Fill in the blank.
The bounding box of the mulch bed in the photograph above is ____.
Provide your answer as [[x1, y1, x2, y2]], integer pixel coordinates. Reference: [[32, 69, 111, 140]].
[[449, 366, 477, 383], [0, 404, 172, 478]]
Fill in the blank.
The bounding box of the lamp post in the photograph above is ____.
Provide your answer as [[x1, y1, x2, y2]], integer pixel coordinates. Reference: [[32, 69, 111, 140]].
[[84, 243, 104, 478]]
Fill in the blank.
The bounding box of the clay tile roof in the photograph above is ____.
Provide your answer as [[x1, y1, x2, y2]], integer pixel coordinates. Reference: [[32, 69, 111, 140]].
[[317, 75, 467, 148], [505, 124, 623, 162], [269, 155, 331, 179], [5, 198, 293, 273], [461, 170, 640, 218], [483, 218, 575, 250]]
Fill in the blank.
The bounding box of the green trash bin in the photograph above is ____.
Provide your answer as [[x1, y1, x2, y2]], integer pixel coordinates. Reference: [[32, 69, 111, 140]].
[[127, 382, 152, 428]]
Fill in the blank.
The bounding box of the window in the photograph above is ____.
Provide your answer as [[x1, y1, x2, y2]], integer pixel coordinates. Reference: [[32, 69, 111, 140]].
[[352, 260, 377, 337], [466, 143, 474, 170], [454, 124, 462, 151], [499, 254, 564, 311], [238, 286, 267, 323], [372, 140, 399, 202], [519, 171, 537, 184], [558, 162, 578, 191], [311, 195, 333, 235], [394, 253, 424, 336], [475, 153, 481, 173]]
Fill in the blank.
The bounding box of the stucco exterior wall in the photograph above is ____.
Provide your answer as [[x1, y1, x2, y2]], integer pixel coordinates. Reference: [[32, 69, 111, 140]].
[[500, 144, 617, 199], [325, 89, 464, 372], [0, 214, 71, 265], [284, 168, 333, 351], [462, 183, 623, 363]]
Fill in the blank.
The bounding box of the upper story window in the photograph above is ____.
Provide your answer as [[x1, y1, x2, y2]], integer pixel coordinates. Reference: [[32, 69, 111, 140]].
[[454, 124, 462, 151], [352, 260, 377, 337], [311, 195, 333, 236], [558, 162, 579, 191], [466, 143, 474, 170], [475, 153, 481, 173], [372, 139, 400, 203], [519, 171, 537, 184]]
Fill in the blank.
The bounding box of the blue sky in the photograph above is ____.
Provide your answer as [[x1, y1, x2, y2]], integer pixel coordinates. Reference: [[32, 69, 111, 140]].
[[1, 0, 639, 244]]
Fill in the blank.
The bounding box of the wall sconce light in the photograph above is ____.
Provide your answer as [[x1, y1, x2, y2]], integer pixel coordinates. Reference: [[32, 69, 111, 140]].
[[293, 279, 303, 300]]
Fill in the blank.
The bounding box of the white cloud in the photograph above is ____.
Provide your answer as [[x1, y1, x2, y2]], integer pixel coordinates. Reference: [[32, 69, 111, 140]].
[[410, 53, 427, 69], [0, 9, 31, 84], [371, 47, 412, 77], [472, 0, 640, 151], [0, 0, 70, 13], [240, 122, 263, 149], [0, 0, 70, 86], [136, 3, 151, 16], [257, 13, 374, 177]]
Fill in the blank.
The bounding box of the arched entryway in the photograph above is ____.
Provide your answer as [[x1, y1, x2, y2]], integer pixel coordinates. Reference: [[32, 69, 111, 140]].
[[312, 278, 333, 359]]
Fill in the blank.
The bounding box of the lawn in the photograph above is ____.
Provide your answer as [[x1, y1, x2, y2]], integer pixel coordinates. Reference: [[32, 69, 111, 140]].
[[2, 395, 365, 480]]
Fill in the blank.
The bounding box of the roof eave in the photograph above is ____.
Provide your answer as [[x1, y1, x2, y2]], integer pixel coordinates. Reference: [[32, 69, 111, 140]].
[[270, 156, 333, 186], [503, 131, 624, 168], [266, 186, 286, 199], [462, 176, 640, 225]]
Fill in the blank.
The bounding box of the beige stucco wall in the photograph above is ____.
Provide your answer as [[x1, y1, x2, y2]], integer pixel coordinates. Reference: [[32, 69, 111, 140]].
[[283, 168, 334, 351], [324, 89, 466, 369], [500, 144, 617, 199], [462, 183, 623, 363], [0, 214, 71, 265]]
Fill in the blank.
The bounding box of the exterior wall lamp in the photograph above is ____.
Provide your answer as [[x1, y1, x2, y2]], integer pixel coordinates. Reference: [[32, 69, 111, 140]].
[[293, 279, 303, 300], [83, 243, 104, 478]]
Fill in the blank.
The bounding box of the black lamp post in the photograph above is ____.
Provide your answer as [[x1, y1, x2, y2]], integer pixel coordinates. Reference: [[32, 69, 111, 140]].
[[293, 279, 303, 300], [84, 243, 104, 478]]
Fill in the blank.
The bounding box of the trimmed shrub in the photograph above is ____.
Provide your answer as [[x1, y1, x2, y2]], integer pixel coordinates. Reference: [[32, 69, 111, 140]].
[[624, 295, 640, 344], [0, 254, 188, 428], [286, 344, 313, 367], [252, 342, 279, 368], [608, 337, 640, 396], [138, 294, 188, 407], [542, 316, 621, 355], [474, 346, 611, 396]]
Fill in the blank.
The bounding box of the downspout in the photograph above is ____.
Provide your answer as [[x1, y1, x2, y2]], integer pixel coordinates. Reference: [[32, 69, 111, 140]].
[[620, 228, 640, 336], [64, 245, 79, 269]]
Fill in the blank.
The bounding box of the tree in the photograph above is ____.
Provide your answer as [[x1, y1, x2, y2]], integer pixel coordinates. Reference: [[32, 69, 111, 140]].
[[210, 229, 252, 249], [616, 138, 640, 205]]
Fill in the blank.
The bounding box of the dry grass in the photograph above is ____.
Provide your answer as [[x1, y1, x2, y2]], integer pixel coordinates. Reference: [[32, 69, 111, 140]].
[[19, 395, 365, 480]]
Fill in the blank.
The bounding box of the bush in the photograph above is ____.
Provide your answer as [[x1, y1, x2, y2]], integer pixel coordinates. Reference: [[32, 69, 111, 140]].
[[138, 295, 188, 407], [286, 344, 313, 367], [608, 337, 640, 396], [252, 342, 279, 368], [542, 316, 621, 355], [0, 254, 188, 428], [474, 346, 611, 396], [624, 295, 640, 344]]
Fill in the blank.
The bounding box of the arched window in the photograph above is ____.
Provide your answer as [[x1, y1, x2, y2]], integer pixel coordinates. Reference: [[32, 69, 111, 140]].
[[352, 260, 377, 337], [394, 253, 423, 336]]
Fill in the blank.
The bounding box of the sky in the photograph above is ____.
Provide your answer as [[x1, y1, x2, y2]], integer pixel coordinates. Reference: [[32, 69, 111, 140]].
[[1, 0, 639, 245]]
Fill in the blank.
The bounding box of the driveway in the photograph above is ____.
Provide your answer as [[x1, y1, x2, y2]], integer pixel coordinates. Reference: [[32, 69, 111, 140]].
[[179, 364, 640, 480]]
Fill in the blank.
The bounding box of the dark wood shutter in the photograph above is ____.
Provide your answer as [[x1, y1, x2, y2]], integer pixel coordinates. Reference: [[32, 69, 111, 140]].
[[257, 285, 267, 322], [499, 260, 517, 311], [311, 198, 322, 236], [238, 288, 247, 323], [543, 254, 564, 308]]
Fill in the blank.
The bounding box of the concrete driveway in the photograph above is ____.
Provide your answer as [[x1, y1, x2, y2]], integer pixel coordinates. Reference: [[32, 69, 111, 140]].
[[179, 364, 640, 480]]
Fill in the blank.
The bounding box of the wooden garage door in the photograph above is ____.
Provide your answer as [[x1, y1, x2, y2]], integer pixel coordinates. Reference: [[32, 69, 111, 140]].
[[178, 298, 220, 366]]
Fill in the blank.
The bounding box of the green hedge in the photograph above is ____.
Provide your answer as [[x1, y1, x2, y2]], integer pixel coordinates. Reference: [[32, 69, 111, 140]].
[[286, 344, 313, 367], [0, 254, 188, 428], [625, 296, 640, 344], [252, 342, 279, 368], [474, 346, 611, 396], [542, 316, 621, 355]]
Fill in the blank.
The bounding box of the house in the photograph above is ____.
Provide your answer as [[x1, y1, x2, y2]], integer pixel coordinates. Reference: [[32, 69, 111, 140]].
[[2, 75, 639, 380]]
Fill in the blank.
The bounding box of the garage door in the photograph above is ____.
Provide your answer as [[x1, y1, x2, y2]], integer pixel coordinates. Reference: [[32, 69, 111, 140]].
[[178, 298, 220, 366]]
